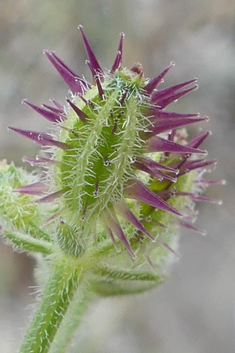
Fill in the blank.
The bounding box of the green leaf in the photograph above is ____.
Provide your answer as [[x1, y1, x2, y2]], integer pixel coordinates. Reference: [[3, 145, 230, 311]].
[[3, 229, 54, 254], [27, 220, 52, 242], [90, 266, 163, 296]]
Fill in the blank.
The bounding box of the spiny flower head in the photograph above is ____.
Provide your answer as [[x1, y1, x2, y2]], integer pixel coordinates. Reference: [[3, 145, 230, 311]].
[[5, 26, 223, 293]]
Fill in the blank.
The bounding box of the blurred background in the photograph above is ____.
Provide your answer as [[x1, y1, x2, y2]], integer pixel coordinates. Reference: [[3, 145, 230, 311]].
[[0, 0, 235, 352]]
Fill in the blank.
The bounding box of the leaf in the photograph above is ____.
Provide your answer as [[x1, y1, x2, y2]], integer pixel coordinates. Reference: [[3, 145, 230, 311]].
[[3, 229, 54, 254]]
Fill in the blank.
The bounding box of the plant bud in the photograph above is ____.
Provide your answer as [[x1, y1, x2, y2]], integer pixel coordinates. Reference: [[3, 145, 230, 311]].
[[7, 27, 222, 294]]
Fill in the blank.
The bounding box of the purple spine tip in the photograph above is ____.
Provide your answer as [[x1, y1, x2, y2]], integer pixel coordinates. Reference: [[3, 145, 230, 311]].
[[188, 131, 211, 149], [78, 25, 103, 77], [147, 135, 207, 155], [144, 62, 175, 94], [137, 156, 178, 174], [66, 99, 88, 122], [9, 127, 68, 149], [104, 209, 135, 259], [35, 190, 64, 203], [44, 50, 88, 94], [14, 182, 46, 196], [23, 99, 61, 122], [151, 78, 198, 108], [145, 116, 208, 137], [179, 220, 207, 235], [124, 179, 182, 217], [110, 32, 125, 74], [176, 192, 222, 205], [50, 98, 64, 111], [95, 76, 104, 99], [179, 159, 217, 175], [115, 201, 155, 241]]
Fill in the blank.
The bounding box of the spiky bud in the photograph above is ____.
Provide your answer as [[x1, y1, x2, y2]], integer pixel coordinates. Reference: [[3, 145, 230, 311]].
[[5, 26, 223, 296], [0, 160, 41, 231]]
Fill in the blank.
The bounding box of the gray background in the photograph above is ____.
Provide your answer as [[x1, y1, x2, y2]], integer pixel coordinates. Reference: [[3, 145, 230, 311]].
[[0, 0, 234, 352]]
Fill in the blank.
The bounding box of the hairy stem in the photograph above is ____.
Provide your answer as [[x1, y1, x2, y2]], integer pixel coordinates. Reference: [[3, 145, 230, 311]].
[[19, 255, 84, 353], [50, 284, 96, 353]]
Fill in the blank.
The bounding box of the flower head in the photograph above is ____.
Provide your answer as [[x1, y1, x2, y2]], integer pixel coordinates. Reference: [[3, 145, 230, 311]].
[[6, 26, 223, 294]]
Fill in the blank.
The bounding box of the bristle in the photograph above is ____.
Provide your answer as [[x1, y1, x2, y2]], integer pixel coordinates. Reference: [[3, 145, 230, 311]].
[[176, 191, 222, 204], [179, 159, 217, 176], [23, 100, 61, 123], [144, 61, 175, 94], [151, 78, 197, 102], [178, 220, 207, 235], [147, 135, 207, 155], [95, 76, 104, 99], [110, 32, 124, 73], [14, 182, 46, 196], [153, 85, 198, 109], [115, 201, 155, 241], [66, 99, 89, 122], [103, 209, 135, 258], [9, 127, 68, 149], [35, 190, 64, 203], [136, 156, 178, 174], [188, 131, 212, 149], [144, 116, 208, 138], [44, 50, 89, 94], [41, 103, 64, 115], [78, 25, 103, 77], [50, 98, 64, 111], [124, 179, 182, 217], [119, 89, 129, 106], [133, 161, 177, 183]]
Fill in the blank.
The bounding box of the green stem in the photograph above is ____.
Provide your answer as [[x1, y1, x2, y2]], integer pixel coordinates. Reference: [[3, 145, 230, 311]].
[[50, 284, 97, 353], [19, 255, 84, 353]]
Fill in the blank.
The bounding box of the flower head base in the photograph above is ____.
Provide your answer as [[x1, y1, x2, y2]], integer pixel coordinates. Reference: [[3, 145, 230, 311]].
[[6, 26, 223, 293]]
